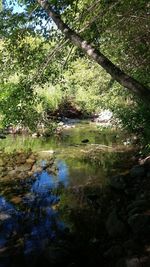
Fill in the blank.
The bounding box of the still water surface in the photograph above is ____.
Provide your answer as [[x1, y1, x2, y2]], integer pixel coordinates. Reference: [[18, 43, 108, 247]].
[[0, 122, 134, 266]]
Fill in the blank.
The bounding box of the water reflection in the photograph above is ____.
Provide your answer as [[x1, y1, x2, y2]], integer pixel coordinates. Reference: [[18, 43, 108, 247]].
[[0, 160, 69, 266], [0, 122, 125, 153], [32, 160, 69, 194], [0, 196, 19, 249]]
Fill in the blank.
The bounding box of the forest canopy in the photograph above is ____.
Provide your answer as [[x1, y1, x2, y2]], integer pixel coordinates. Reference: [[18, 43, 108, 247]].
[[0, 0, 150, 135]]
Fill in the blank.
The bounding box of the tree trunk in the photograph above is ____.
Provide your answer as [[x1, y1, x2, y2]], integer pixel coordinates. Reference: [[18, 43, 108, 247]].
[[37, 0, 150, 103]]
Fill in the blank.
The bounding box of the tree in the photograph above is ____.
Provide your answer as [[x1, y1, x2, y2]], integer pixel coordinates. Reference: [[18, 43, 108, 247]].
[[37, 0, 150, 103], [0, 0, 150, 130]]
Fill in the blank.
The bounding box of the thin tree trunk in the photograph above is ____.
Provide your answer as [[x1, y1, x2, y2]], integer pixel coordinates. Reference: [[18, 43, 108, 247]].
[[37, 0, 150, 103]]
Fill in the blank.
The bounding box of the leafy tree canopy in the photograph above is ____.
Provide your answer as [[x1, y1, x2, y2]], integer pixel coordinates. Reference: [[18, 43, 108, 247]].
[[0, 0, 150, 132]]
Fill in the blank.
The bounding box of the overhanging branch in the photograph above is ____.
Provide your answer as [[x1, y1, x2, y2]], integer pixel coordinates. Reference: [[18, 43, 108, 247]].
[[37, 0, 150, 103]]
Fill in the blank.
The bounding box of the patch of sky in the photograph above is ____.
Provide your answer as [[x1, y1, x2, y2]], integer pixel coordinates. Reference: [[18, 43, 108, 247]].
[[4, 0, 26, 13], [4, 0, 54, 33], [31, 160, 69, 194]]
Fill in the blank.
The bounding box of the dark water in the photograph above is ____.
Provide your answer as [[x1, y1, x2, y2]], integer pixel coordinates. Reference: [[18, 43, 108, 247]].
[[0, 122, 135, 266]]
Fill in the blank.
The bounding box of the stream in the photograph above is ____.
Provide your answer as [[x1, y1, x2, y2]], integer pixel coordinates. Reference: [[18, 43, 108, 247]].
[[0, 121, 136, 267]]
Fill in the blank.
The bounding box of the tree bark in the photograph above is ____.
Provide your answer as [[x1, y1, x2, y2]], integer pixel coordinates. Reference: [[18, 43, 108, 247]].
[[37, 0, 150, 103]]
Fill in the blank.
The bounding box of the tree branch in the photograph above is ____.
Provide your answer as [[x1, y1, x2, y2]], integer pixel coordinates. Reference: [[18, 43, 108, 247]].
[[37, 0, 150, 103]]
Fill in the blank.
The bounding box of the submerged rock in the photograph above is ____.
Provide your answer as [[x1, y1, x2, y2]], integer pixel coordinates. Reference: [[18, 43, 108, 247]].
[[16, 164, 32, 172], [0, 151, 56, 182], [7, 169, 17, 177], [10, 196, 22, 204], [26, 158, 35, 165]]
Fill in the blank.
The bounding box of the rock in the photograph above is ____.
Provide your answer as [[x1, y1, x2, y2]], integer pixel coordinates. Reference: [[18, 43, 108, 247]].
[[28, 171, 34, 177], [42, 161, 50, 170], [0, 175, 10, 181], [11, 196, 22, 204], [17, 172, 28, 179], [6, 166, 13, 171], [0, 166, 5, 173], [0, 213, 11, 220], [127, 200, 148, 217], [35, 167, 43, 173], [139, 256, 150, 267], [139, 156, 150, 167], [123, 139, 131, 146], [16, 164, 32, 172], [126, 257, 141, 267], [7, 169, 17, 177], [29, 153, 37, 160], [94, 110, 113, 123], [128, 214, 150, 235], [109, 175, 126, 190], [0, 158, 3, 166], [127, 200, 148, 210], [16, 156, 27, 164], [33, 132, 38, 137], [130, 165, 145, 178], [46, 167, 57, 175], [26, 158, 35, 165], [106, 210, 127, 237], [58, 122, 64, 126], [116, 257, 149, 267], [104, 245, 123, 258], [81, 139, 89, 143]]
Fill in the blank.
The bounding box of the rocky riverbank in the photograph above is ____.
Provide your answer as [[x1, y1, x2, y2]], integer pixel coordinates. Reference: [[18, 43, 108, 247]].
[[33, 157, 150, 267], [0, 109, 116, 139], [53, 156, 150, 267]]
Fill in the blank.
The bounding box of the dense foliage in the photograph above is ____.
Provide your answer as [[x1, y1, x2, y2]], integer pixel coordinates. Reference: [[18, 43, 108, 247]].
[[0, 0, 150, 139]]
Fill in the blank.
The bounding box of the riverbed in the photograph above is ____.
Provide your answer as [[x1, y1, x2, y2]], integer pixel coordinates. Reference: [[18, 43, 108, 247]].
[[0, 121, 135, 185], [0, 121, 138, 267]]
